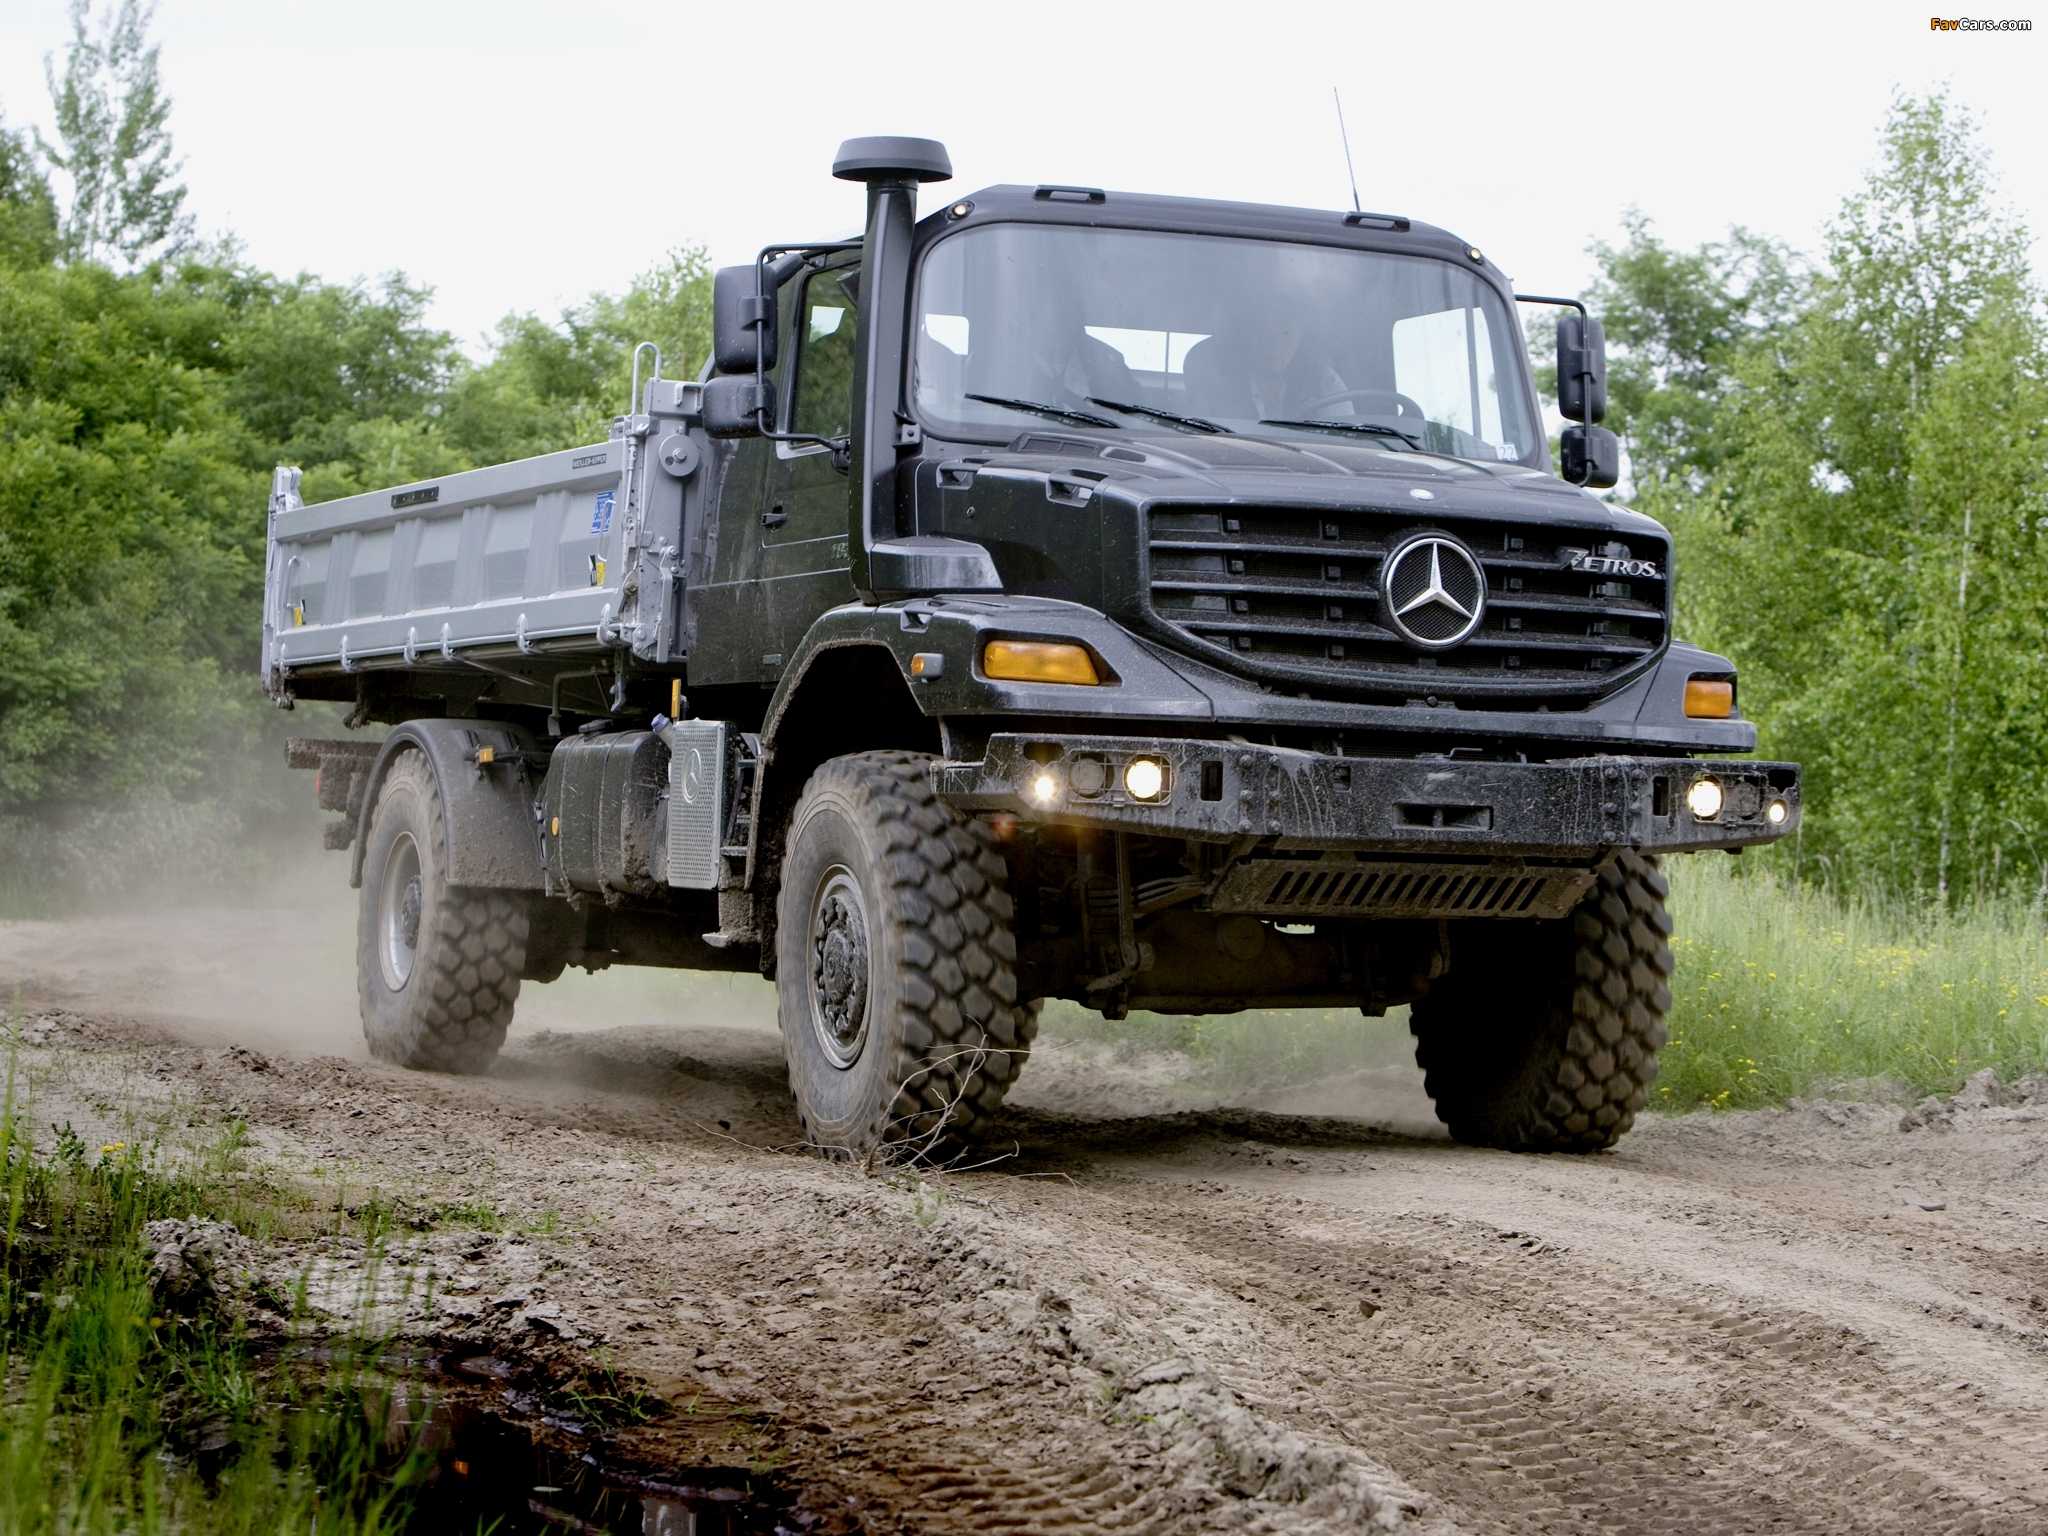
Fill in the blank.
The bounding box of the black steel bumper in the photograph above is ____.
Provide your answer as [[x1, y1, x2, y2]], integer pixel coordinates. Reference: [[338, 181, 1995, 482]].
[[936, 734, 1801, 859]]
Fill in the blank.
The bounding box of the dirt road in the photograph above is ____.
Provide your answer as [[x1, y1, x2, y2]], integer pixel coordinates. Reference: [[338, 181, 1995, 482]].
[[5, 901, 2046, 1534]]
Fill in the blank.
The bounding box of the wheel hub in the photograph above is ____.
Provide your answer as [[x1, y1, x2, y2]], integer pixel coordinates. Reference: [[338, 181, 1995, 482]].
[[378, 831, 424, 990], [398, 879, 422, 949], [808, 867, 871, 1069]]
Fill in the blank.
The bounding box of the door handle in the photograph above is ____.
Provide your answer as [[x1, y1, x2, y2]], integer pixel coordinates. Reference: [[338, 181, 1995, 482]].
[[762, 504, 788, 529]]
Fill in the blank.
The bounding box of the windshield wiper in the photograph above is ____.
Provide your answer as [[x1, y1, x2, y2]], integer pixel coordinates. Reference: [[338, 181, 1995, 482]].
[[964, 393, 1119, 429], [1259, 417, 1425, 449], [1086, 397, 1232, 435]]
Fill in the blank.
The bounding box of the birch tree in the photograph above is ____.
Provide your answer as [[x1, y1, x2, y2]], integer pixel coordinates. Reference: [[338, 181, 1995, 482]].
[[37, 0, 192, 267]]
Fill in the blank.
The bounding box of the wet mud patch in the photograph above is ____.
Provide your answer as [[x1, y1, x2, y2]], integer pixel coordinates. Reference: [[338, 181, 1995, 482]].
[[380, 1356, 822, 1534]]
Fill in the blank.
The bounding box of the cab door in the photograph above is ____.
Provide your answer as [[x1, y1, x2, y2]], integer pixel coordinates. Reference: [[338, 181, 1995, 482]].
[[687, 259, 860, 687], [756, 260, 861, 671]]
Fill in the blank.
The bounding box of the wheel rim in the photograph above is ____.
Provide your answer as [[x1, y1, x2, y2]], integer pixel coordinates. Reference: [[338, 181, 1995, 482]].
[[379, 831, 424, 991], [807, 864, 871, 1070]]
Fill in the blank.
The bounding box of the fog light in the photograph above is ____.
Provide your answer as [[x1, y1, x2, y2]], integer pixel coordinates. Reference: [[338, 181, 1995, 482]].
[[1766, 798, 1789, 825], [1686, 776, 1724, 820], [1029, 771, 1060, 806], [1123, 757, 1167, 801]]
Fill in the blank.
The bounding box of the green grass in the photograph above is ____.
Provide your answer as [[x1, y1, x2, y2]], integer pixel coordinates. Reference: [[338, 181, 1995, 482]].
[[1038, 855, 2048, 1115], [1658, 854, 2048, 1109], [0, 1053, 447, 1535]]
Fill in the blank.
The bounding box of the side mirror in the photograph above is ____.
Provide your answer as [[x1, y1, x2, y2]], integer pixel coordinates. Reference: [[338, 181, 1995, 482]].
[[712, 264, 778, 376], [1556, 312, 1607, 423], [702, 375, 771, 439], [1560, 424, 1620, 489]]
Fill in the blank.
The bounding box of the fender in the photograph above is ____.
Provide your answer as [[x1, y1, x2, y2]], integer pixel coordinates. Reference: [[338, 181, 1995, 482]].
[[742, 598, 1213, 899], [347, 719, 546, 891], [761, 595, 1214, 742]]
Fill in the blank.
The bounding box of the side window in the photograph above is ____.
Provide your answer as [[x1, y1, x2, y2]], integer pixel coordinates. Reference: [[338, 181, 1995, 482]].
[[791, 265, 859, 440]]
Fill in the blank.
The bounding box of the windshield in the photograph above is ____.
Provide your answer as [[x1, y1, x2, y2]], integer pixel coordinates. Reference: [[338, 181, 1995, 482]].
[[913, 223, 1541, 467]]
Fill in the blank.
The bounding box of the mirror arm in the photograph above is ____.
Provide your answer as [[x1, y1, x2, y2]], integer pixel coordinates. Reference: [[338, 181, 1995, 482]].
[[1513, 292, 1586, 317], [746, 240, 862, 444]]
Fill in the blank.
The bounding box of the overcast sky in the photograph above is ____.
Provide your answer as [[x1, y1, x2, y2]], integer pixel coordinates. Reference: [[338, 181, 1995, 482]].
[[2, 0, 2041, 358]]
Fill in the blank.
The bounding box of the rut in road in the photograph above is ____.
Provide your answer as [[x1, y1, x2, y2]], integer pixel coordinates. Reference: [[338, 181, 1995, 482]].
[[1050, 1163, 2048, 1534]]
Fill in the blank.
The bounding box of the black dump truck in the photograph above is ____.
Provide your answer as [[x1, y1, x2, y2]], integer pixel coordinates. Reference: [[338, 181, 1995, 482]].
[[265, 136, 1800, 1155]]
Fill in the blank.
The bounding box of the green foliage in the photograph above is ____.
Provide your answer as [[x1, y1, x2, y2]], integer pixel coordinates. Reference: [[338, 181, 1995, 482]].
[[1588, 91, 2048, 901], [0, 227, 710, 878], [1576, 213, 1806, 494], [435, 247, 713, 472], [0, 111, 60, 266], [0, 258, 254, 804], [36, 0, 192, 268]]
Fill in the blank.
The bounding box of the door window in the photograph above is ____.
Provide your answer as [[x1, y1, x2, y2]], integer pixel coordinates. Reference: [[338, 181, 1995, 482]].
[[791, 265, 859, 440]]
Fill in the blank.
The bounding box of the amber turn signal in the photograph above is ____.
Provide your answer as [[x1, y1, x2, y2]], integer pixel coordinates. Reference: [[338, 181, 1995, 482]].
[[1683, 678, 1734, 719], [982, 640, 1100, 686]]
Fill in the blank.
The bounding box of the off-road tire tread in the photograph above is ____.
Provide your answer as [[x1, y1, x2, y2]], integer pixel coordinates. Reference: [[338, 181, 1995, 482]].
[[1410, 850, 1672, 1152], [780, 750, 1032, 1154], [358, 750, 526, 1074]]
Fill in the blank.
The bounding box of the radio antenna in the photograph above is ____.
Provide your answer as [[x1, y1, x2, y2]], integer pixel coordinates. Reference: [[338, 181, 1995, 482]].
[[1332, 86, 1361, 213]]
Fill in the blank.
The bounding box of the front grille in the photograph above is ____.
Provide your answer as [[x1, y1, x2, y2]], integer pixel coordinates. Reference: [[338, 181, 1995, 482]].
[[1142, 503, 1670, 703], [1211, 858, 1595, 919]]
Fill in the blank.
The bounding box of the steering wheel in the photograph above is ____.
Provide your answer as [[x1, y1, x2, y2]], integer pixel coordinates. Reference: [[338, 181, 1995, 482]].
[[1298, 387, 1428, 421]]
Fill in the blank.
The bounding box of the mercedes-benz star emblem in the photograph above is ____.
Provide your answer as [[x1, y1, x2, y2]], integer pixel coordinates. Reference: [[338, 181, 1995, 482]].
[[1383, 534, 1486, 649]]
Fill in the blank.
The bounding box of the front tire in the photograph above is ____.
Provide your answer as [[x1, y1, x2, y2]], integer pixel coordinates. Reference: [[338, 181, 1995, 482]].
[[1408, 851, 1673, 1151], [357, 749, 526, 1073], [774, 751, 1034, 1157]]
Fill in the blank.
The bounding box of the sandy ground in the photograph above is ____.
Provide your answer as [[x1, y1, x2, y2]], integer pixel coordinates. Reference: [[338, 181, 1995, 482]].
[[3, 893, 2046, 1535]]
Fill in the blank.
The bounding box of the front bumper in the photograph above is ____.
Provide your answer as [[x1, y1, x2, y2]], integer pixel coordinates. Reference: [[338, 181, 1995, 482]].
[[936, 734, 1801, 858]]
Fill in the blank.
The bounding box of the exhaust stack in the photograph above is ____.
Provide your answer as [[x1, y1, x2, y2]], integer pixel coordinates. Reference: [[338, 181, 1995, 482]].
[[833, 136, 1000, 601]]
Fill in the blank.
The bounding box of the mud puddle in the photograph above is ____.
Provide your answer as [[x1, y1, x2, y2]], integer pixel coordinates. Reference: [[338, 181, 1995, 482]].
[[316, 1352, 817, 1535], [400, 1394, 799, 1534]]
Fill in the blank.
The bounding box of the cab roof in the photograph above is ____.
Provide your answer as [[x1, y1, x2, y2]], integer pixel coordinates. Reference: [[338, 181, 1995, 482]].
[[924, 183, 1502, 284]]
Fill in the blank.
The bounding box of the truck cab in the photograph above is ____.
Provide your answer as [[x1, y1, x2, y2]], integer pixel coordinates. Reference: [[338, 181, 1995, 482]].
[[267, 136, 1799, 1158]]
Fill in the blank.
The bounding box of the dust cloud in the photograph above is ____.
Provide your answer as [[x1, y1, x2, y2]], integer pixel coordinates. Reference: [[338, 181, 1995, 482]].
[[0, 868, 781, 1061], [0, 755, 1430, 1130]]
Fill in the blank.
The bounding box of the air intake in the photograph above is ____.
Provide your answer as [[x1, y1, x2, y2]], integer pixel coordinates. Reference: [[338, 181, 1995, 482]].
[[1211, 859, 1595, 920]]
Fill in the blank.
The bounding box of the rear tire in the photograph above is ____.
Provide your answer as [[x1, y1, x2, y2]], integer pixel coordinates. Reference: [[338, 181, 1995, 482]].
[[775, 751, 1033, 1158], [356, 750, 526, 1074], [1408, 851, 1672, 1151]]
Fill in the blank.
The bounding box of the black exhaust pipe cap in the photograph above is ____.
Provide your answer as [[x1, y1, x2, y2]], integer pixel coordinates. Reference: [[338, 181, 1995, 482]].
[[833, 136, 952, 184]]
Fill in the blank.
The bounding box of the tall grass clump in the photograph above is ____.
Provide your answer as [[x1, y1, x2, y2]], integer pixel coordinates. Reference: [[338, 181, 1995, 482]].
[[0, 1053, 438, 1534], [1659, 855, 2048, 1109]]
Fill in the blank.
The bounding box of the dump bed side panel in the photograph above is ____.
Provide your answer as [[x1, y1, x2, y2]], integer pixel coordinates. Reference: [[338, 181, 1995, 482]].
[[264, 442, 631, 687]]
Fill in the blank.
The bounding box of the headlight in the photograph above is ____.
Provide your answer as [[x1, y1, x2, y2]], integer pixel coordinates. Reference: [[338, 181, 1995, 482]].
[[1686, 777, 1724, 820], [1029, 771, 1060, 805], [1123, 757, 1168, 801]]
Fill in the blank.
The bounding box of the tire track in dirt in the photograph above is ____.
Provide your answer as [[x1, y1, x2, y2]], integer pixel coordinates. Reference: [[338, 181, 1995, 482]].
[[1053, 1150, 2048, 1534]]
